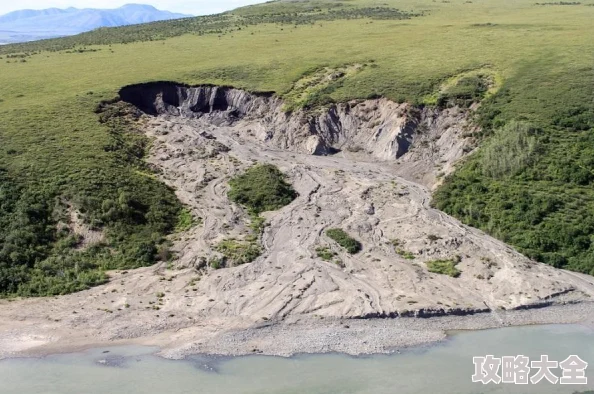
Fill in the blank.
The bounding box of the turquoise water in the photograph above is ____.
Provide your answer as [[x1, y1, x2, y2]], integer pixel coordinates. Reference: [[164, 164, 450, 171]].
[[1, 324, 593, 394]]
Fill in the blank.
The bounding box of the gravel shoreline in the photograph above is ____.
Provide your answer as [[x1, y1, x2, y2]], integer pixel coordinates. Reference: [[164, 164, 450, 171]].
[[1, 302, 593, 361], [158, 302, 594, 359]]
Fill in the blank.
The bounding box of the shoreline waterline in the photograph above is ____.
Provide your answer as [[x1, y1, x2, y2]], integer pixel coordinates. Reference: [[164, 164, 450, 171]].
[[1, 323, 594, 394], [1, 302, 593, 361]]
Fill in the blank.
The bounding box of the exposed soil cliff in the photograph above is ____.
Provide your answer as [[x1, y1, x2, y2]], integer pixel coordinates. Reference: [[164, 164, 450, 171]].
[[120, 82, 471, 187]]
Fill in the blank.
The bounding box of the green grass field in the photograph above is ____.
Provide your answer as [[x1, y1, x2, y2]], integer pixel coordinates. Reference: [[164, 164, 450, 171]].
[[0, 0, 593, 295]]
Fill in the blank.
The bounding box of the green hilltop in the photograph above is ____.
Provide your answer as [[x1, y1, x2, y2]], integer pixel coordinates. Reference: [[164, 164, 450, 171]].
[[0, 0, 593, 296]]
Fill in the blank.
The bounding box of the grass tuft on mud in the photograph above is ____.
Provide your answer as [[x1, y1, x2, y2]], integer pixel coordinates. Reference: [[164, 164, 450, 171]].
[[316, 246, 337, 261], [426, 257, 462, 278], [326, 229, 362, 254], [214, 164, 295, 269], [228, 164, 297, 215], [215, 239, 262, 267]]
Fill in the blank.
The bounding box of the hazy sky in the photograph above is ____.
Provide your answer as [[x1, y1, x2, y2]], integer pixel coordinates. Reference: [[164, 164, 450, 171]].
[[0, 1, 265, 16]]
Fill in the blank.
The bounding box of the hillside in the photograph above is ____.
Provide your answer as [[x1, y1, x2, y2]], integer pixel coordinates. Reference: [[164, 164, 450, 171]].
[[0, 4, 191, 43], [1, 0, 594, 358], [0, 0, 592, 297]]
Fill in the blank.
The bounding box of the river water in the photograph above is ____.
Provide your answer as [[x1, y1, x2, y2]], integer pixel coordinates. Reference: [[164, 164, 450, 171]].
[[1, 324, 593, 394]]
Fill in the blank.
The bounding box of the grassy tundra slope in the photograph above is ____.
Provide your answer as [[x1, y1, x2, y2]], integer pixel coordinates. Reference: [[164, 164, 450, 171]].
[[0, 0, 592, 296]]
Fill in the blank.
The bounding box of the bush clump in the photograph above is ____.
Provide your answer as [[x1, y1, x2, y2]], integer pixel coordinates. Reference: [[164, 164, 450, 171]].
[[175, 208, 197, 232], [0, 160, 182, 297], [396, 249, 415, 260], [325, 228, 362, 254], [480, 121, 538, 179], [228, 164, 297, 214], [316, 246, 337, 261], [215, 239, 262, 266], [426, 257, 462, 277], [209, 257, 225, 270]]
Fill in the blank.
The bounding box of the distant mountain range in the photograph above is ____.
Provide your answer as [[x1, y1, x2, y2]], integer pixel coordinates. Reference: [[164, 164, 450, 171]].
[[0, 4, 192, 44]]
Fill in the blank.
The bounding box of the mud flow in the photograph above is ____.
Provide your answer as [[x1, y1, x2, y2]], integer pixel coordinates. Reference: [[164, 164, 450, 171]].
[[119, 82, 594, 319]]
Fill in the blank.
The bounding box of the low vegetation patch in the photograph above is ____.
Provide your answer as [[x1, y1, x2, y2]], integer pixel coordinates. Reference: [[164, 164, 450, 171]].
[[396, 249, 416, 260], [0, 101, 183, 297], [390, 239, 414, 259], [480, 121, 538, 178], [316, 246, 337, 261], [437, 74, 490, 108], [215, 239, 262, 267], [426, 256, 462, 277], [283, 64, 367, 110], [208, 256, 226, 270], [390, 239, 403, 247], [228, 164, 297, 215], [216, 164, 295, 268], [423, 68, 501, 107], [326, 229, 362, 254], [175, 208, 199, 232]]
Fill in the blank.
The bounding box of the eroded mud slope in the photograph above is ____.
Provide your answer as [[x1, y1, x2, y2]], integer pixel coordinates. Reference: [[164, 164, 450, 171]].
[[1, 82, 593, 358], [122, 82, 594, 318]]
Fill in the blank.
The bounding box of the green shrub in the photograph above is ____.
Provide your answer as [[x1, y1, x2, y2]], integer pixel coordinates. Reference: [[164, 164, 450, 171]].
[[249, 214, 267, 234], [326, 228, 362, 254], [175, 208, 196, 232], [215, 239, 262, 266], [209, 257, 225, 270], [434, 64, 594, 276], [396, 249, 415, 260], [130, 241, 158, 264], [481, 121, 538, 178], [0, 101, 183, 297], [316, 246, 337, 261], [426, 258, 462, 277], [228, 164, 297, 214]]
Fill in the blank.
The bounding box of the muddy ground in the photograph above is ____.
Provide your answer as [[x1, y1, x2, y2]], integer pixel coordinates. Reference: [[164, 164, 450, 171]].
[[1, 85, 593, 359]]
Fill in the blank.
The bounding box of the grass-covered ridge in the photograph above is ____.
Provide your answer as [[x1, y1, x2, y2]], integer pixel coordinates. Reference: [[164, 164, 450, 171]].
[[0, 0, 592, 297], [0, 3, 419, 55]]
